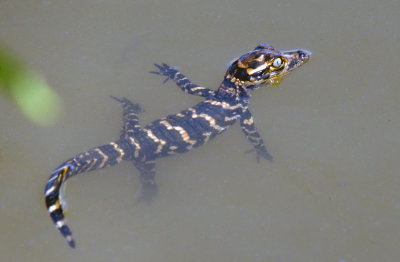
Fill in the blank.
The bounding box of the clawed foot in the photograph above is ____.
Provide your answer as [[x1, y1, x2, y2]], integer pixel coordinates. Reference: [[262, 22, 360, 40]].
[[133, 183, 158, 207], [150, 63, 177, 84], [110, 96, 143, 113], [245, 147, 273, 163]]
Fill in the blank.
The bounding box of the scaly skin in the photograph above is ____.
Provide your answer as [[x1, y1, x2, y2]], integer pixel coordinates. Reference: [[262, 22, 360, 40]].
[[45, 44, 311, 248]]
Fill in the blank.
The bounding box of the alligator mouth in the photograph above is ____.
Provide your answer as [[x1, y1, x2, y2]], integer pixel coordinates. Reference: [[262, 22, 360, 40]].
[[282, 49, 312, 74]]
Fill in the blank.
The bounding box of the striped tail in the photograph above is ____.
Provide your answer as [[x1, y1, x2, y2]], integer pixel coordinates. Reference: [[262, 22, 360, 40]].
[[44, 139, 138, 248], [45, 163, 76, 248]]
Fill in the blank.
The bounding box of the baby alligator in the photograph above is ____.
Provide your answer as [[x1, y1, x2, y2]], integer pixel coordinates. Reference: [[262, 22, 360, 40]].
[[45, 44, 311, 248]]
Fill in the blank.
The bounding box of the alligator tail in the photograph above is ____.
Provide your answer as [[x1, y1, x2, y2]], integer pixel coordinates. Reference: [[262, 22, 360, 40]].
[[44, 139, 138, 248], [45, 162, 76, 248]]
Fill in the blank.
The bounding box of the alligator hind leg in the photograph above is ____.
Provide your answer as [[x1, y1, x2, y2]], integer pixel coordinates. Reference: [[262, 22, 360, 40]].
[[111, 96, 143, 139], [111, 96, 158, 204], [133, 159, 158, 205]]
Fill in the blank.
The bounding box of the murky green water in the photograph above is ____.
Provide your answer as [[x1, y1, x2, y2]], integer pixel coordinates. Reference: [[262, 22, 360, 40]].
[[1, 0, 399, 261]]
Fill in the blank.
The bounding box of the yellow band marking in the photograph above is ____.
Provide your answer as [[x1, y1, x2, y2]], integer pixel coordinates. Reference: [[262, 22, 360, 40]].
[[144, 129, 167, 153], [188, 108, 224, 132], [190, 86, 207, 91], [56, 220, 66, 228], [66, 235, 74, 242], [224, 115, 238, 122], [110, 142, 125, 163], [160, 120, 196, 145], [86, 155, 99, 172], [174, 126, 197, 145], [247, 63, 268, 75], [199, 113, 224, 132], [203, 100, 244, 111], [160, 120, 173, 130], [95, 148, 108, 168], [129, 137, 141, 158], [45, 186, 56, 196], [243, 117, 254, 125], [48, 201, 61, 213], [203, 132, 212, 144]]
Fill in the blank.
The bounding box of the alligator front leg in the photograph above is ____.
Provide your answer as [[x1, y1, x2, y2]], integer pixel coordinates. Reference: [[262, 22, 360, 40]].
[[150, 63, 216, 98], [240, 108, 272, 163]]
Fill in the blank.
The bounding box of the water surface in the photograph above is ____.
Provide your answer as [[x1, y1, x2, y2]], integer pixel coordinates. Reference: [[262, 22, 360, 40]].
[[1, 1, 399, 261]]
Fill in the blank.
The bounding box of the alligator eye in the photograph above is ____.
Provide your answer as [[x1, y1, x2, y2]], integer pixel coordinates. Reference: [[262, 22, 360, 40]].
[[272, 57, 284, 69]]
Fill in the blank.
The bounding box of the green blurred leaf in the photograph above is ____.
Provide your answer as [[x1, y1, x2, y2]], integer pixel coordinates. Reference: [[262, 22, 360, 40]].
[[0, 46, 62, 126]]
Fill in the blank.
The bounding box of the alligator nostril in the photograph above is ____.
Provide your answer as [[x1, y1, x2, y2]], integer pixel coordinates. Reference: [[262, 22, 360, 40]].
[[299, 50, 312, 61]]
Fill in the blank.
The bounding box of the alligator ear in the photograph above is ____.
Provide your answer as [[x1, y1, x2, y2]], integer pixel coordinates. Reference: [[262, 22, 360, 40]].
[[254, 44, 275, 51]]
